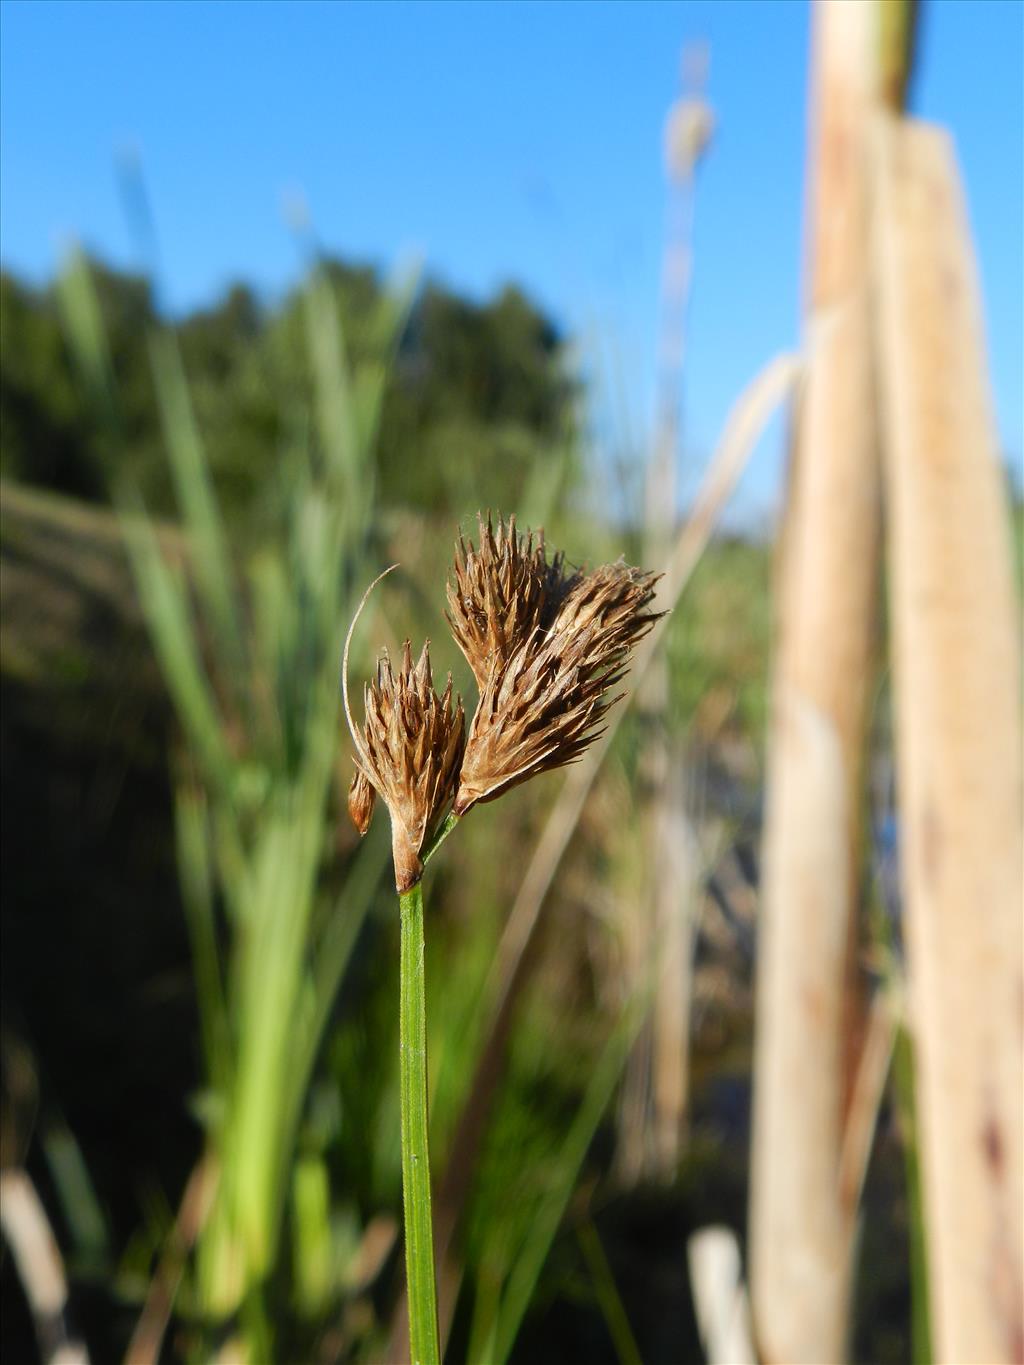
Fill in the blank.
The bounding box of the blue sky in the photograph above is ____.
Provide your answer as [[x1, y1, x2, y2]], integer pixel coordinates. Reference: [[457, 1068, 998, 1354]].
[[2, 0, 1021, 522]]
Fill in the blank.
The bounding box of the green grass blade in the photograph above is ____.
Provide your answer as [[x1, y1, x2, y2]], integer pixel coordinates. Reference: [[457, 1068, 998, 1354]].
[[42, 1123, 111, 1270], [120, 508, 234, 794], [291, 1153, 333, 1315], [892, 1026, 932, 1365], [303, 265, 359, 493], [146, 328, 244, 665], [488, 1002, 643, 1365], [174, 785, 230, 1093], [307, 817, 389, 1058], [576, 1220, 643, 1365], [55, 248, 121, 455]]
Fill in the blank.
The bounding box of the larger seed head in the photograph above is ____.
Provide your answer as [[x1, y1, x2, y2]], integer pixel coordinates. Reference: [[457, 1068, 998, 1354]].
[[453, 558, 659, 813], [446, 512, 578, 688]]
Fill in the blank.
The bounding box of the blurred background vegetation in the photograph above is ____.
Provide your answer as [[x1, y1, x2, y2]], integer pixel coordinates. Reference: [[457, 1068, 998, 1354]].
[[1, 5, 1021, 1364], [1, 240, 776, 1365]]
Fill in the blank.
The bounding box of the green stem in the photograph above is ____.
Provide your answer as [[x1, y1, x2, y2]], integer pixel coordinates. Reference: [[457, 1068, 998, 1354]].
[[422, 811, 460, 868], [399, 882, 441, 1365]]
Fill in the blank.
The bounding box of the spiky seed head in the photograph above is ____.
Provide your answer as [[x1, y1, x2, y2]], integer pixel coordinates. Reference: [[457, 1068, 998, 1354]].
[[453, 560, 660, 813], [446, 512, 578, 688], [348, 638, 465, 891], [347, 769, 376, 837]]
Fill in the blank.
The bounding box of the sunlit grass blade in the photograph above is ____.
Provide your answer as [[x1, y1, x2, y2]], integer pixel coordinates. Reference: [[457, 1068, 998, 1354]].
[[120, 508, 234, 795], [271, 819, 392, 1249], [351, 263, 419, 460], [146, 329, 245, 667], [291, 1153, 333, 1315], [55, 247, 122, 458], [305, 817, 390, 1071], [303, 263, 359, 494], [174, 785, 230, 1092]]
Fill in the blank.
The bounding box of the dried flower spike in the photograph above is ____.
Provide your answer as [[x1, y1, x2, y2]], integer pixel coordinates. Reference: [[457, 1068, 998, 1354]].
[[343, 571, 465, 892], [446, 512, 577, 688], [453, 557, 660, 814]]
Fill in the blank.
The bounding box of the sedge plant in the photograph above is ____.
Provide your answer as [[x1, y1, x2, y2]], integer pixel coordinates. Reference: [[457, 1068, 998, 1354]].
[[343, 514, 658, 1365]]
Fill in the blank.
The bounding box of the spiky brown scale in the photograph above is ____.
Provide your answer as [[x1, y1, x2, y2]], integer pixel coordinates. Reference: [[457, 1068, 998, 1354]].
[[348, 638, 465, 891], [446, 512, 579, 688], [453, 559, 660, 813], [347, 769, 376, 837]]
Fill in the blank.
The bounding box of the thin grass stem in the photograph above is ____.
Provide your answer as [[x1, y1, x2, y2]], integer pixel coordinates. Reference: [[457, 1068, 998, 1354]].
[[577, 1220, 643, 1365], [399, 881, 441, 1365]]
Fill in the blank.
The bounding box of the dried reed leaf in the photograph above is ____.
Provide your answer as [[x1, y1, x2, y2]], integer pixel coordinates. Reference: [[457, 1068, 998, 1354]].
[[0, 1168, 90, 1365], [874, 113, 1024, 1365], [688, 1226, 756, 1365], [749, 3, 884, 1358]]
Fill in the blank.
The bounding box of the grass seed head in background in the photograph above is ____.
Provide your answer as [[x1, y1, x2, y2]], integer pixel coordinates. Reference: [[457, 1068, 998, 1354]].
[[346, 633, 465, 893], [452, 521, 661, 813]]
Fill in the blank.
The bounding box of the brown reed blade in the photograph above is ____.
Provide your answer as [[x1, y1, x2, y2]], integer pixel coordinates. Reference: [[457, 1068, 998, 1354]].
[[749, 3, 890, 1358], [874, 112, 1024, 1365]]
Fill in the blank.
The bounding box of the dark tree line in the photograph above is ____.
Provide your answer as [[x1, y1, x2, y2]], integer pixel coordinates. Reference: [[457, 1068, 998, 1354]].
[[0, 256, 579, 525]]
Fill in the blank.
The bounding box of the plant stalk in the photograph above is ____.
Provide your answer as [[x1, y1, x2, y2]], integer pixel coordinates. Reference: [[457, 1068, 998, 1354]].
[[422, 812, 459, 868], [399, 882, 440, 1365]]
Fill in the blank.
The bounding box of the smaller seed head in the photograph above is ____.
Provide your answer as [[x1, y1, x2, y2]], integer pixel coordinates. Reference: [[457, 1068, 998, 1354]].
[[347, 636, 465, 891]]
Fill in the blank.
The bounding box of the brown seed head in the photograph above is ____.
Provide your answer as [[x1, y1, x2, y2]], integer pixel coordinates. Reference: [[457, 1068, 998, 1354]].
[[343, 568, 466, 892], [349, 640, 465, 891], [347, 769, 376, 837], [446, 512, 578, 688], [453, 559, 660, 813]]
